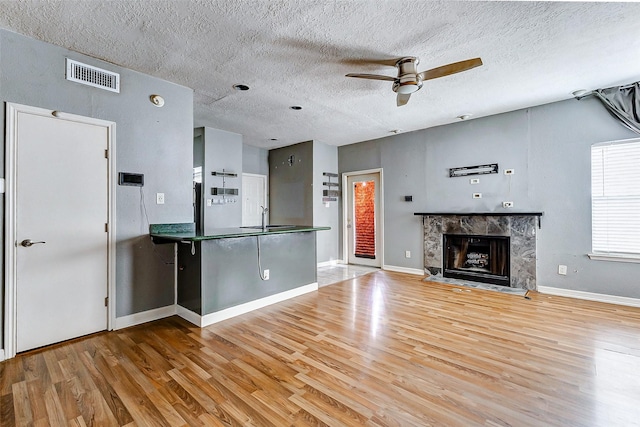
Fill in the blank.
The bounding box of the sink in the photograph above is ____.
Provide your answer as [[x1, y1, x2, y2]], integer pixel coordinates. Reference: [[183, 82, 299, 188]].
[[241, 225, 294, 230]]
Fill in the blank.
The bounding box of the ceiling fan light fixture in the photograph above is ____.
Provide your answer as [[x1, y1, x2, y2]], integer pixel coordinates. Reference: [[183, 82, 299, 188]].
[[347, 56, 482, 107], [397, 84, 420, 94]]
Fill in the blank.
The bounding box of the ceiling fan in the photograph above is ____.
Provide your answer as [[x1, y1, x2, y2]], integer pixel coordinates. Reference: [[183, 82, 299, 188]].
[[346, 56, 483, 106]]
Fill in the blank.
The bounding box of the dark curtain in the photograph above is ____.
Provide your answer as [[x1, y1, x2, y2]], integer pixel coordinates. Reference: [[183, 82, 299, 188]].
[[593, 82, 640, 134]]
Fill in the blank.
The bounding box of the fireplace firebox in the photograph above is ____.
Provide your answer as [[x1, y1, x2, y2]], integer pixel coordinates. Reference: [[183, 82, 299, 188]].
[[443, 234, 510, 286]]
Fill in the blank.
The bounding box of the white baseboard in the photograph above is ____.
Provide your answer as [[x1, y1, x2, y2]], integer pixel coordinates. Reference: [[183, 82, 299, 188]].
[[0, 349, 5, 362], [114, 305, 177, 330], [176, 305, 202, 326], [177, 282, 319, 328], [383, 265, 425, 276], [317, 260, 338, 267], [538, 286, 640, 308]]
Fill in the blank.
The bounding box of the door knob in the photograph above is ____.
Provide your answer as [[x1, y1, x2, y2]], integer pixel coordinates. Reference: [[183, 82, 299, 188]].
[[20, 239, 46, 247]]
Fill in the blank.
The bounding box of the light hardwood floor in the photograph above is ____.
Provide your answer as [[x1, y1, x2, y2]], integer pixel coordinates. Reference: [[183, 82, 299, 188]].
[[2, 271, 640, 426]]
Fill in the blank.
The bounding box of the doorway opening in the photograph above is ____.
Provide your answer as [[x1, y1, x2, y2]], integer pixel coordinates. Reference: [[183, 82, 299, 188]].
[[343, 169, 383, 268]]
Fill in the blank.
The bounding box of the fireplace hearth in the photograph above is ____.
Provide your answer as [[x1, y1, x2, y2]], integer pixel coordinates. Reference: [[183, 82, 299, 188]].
[[443, 234, 510, 286]]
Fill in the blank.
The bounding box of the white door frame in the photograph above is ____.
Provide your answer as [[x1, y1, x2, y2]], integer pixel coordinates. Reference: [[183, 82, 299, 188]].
[[4, 103, 116, 359], [342, 168, 384, 266]]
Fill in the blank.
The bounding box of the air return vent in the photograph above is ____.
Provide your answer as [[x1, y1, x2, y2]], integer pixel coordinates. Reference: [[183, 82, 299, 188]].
[[66, 58, 120, 93]]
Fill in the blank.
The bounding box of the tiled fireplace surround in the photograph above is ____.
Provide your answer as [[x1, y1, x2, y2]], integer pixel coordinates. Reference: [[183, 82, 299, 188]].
[[420, 214, 539, 290]]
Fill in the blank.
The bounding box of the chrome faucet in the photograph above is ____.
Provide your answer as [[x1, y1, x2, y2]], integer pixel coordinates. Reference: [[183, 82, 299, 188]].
[[261, 206, 269, 231]]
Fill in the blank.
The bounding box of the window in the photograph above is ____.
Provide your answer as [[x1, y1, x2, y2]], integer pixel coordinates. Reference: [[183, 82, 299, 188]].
[[591, 138, 640, 258]]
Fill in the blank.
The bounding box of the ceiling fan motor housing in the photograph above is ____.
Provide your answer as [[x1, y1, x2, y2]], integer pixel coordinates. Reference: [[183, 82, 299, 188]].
[[393, 57, 423, 94]]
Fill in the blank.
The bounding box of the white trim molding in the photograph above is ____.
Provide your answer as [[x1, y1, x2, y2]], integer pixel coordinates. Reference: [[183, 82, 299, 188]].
[[538, 286, 640, 308], [383, 265, 425, 276], [177, 283, 318, 328], [0, 349, 5, 362], [114, 305, 177, 330], [317, 260, 339, 268], [587, 253, 640, 264]]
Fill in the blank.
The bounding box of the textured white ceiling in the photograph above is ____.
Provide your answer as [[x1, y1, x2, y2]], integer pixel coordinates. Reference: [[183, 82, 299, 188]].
[[1, 1, 640, 148]]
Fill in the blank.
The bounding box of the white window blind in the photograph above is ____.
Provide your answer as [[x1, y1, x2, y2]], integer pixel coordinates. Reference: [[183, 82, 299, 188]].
[[591, 139, 640, 255]]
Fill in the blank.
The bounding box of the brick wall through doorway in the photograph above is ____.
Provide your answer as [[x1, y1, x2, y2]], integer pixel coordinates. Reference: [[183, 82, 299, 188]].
[[354, 181, 375, 258]]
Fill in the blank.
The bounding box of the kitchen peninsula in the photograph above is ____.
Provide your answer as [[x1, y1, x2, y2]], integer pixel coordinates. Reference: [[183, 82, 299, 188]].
[[150, 223, 330, 327]]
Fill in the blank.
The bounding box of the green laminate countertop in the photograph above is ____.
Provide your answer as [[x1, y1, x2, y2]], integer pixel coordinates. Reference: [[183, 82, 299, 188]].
[[150, 223, 330, 243]]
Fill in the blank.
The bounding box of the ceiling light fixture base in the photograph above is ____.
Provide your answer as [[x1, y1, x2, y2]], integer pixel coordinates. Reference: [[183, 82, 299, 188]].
[[150, 94, 165, 107]]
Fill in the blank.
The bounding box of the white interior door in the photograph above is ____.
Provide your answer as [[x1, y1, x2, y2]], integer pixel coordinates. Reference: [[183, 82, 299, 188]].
[[346, 172, 382, 267], [242, 173, 267, 226], [11, 106, 110, 353]]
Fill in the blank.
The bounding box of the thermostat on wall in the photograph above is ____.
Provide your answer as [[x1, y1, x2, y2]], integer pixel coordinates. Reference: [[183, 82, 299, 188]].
[[118, 172, 144, 187]]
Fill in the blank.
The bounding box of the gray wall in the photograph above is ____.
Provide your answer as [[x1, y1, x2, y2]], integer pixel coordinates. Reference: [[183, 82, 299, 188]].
[[312, 141, 339, 263], [269, 141, 314, 225], [0, 29, 194, 339], [339, 97, 640, 299], [200, 127, 243, 232], [242, 144, 269, 176], [269, 140, 339, 263]]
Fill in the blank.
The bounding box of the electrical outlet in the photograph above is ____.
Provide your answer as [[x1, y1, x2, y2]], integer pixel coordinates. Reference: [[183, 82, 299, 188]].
[[558, 265, 567, 275], [470, 178, 480, 184], [503, 201, 514, 208], [206, 199, 212, 207], [263, 269, 270, 280], [405, 250, 411, 258], [504, 169, 515, 175], [156, 193, 165, 204], [473, 193, 482, 199]]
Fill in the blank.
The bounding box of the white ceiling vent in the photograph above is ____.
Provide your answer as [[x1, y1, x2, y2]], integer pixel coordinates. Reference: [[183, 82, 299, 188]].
[[65, 58, 120, 93]]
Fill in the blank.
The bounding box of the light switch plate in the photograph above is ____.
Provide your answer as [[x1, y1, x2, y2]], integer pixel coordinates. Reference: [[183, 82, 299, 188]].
[[473, 193, 482, 199]]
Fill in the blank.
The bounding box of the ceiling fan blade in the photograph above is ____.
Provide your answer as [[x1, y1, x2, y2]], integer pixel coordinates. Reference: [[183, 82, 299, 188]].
[[346, 73, 396, 81], [342, 58, 400, 67], [397, 93, 411, 107], [418, 58, 483, 81]]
